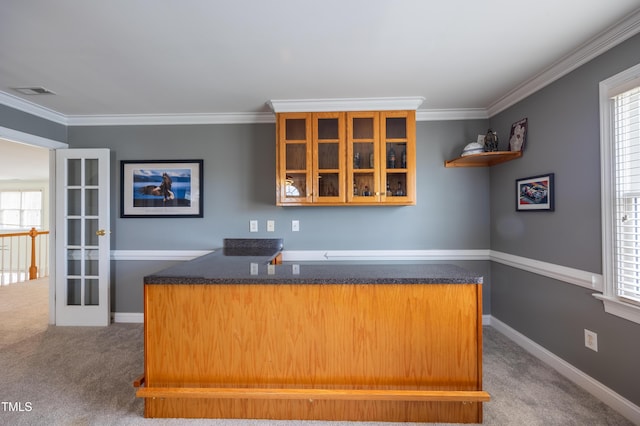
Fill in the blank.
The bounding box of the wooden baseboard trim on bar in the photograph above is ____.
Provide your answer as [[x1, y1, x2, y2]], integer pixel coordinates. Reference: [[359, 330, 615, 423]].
[[136, 387, 490, 402]]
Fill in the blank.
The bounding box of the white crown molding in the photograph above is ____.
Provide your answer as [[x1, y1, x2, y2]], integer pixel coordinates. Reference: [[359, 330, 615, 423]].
[[66, 112, 275, 126], [416, 108, 488, 121], [267, 97, 425, 113], [0, 91, 68, 125], [487, 8, 640, 117]]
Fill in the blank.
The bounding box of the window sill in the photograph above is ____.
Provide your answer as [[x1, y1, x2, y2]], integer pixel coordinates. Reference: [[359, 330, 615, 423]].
[[593, 294, 640, 325]]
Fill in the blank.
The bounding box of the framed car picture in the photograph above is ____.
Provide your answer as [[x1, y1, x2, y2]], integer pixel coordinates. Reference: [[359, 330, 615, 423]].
[[516, 173, 554, 211], [120, 160, 203, 218]]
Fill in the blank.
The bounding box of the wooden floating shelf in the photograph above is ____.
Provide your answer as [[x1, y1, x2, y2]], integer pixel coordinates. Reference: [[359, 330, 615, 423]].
[[445, 151, 522, 168]]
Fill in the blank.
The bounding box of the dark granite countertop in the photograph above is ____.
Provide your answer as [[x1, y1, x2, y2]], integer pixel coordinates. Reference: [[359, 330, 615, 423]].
[[144, 239, 483, 285]]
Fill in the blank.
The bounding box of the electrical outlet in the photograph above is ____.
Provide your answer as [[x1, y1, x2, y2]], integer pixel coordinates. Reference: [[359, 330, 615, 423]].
[[292, 220, 300, 232], [250, 220, 258, 232], [267, 220, 275, 232], [584, 329, 598, 352]]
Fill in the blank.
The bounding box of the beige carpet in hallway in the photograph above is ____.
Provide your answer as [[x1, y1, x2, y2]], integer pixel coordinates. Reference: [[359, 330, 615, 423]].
[[0, 277, 48, 347]]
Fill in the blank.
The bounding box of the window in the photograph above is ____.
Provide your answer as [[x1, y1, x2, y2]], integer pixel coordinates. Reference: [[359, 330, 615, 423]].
[[598, 63, 640, 324], [0, 190, 43, 231]]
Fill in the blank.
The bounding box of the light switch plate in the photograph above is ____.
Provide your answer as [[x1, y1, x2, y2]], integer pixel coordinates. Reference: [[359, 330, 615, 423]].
[[267, 220, 275, 232], [292, 220, 300, 232]]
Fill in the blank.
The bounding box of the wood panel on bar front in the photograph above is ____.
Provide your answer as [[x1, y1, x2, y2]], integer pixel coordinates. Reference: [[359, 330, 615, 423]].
[[140, 282, 487, 423]]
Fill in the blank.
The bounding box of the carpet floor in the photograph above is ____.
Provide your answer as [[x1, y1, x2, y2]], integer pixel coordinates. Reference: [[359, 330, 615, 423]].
[[0, 279, 633, 425]]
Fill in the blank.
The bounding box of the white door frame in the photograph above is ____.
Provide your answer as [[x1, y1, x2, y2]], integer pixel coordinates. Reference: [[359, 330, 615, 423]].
[[0, 126, 68, 324]]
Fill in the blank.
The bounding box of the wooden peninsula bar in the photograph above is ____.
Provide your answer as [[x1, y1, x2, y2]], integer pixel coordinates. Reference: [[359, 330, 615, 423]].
[[135, 239, 490, 423]]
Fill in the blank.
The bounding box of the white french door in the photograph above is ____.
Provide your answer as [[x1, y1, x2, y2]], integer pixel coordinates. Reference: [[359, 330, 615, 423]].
[[55, 149, 110, 326]]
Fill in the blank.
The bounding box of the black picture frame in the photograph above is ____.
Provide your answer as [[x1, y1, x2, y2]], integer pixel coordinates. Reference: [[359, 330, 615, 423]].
[[120, 160, 203, 218], [516, 173, 554, 212]]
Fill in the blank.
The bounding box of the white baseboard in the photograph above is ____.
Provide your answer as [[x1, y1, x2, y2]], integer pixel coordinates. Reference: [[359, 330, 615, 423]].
[[489, 316, 640, 425], [112, 312, 143, 323]]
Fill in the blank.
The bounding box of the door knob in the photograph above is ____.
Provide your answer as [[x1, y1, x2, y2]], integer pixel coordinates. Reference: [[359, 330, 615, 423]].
[[96, 229, 107, 236]]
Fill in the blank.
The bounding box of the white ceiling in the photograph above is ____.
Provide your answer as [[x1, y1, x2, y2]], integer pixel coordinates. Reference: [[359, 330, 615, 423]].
[[1, 1, 640, 180], [1, 0, 640, 120], [0, 138, 49, 181]]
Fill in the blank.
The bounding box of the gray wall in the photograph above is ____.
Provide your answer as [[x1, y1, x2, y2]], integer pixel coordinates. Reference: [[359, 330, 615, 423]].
[[67, 119, 493, 313], [68, 120, 491, 250], [488, 33, 640, 406], [0, 103, 67, 143]]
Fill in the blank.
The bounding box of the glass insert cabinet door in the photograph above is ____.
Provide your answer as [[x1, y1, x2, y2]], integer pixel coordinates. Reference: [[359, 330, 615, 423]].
[[380, 110, 416, 204], [313, 112, 345, 203], [55, 149, 111, 326], [277, 113, 313, 204], [347, 111, 381, 203]]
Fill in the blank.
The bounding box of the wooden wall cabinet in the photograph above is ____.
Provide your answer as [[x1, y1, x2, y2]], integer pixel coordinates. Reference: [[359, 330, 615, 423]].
[[276, 110, 416, 206]]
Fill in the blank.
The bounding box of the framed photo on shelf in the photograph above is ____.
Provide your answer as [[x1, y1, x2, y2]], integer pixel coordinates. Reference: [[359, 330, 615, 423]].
[[509, 118, 528, 152], [120, 160, 203, 218], [516, 173, 554, 211]]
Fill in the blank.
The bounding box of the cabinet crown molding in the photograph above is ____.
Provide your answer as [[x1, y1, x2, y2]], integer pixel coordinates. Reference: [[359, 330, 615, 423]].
[[267, 97, 425, 113]]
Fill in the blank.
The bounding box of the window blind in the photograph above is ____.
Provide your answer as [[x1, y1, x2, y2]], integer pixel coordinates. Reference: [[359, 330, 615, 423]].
[[614, 86, 640, 303]]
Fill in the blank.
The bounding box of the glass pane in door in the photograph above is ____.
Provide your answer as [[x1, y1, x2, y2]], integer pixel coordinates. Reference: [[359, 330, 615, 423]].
[[317, 118, 339, 139], [318, 173, 339, 197], [67, 279, 81, 305], [318, 143, 339, 169], [286, 144, 306, 170], [85, 189, 98, 216], [285, 173, 307, 197], [86, 219, 99, 246], [67, 159, 82, 186], [67, 249, 81, 275], [67, 219, 81, 246], [353, 142, 374, 169], [352, 118, 374, 139], [85, 159, 99, 185], [387, 173, 408, 197], [84, 279, 99, 306], [386, 142, 407, 169], [285, 119, 306, 140], [386, 117, 407, 139], [353, 173, 375, 197], [67, 189, 81, 216]]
